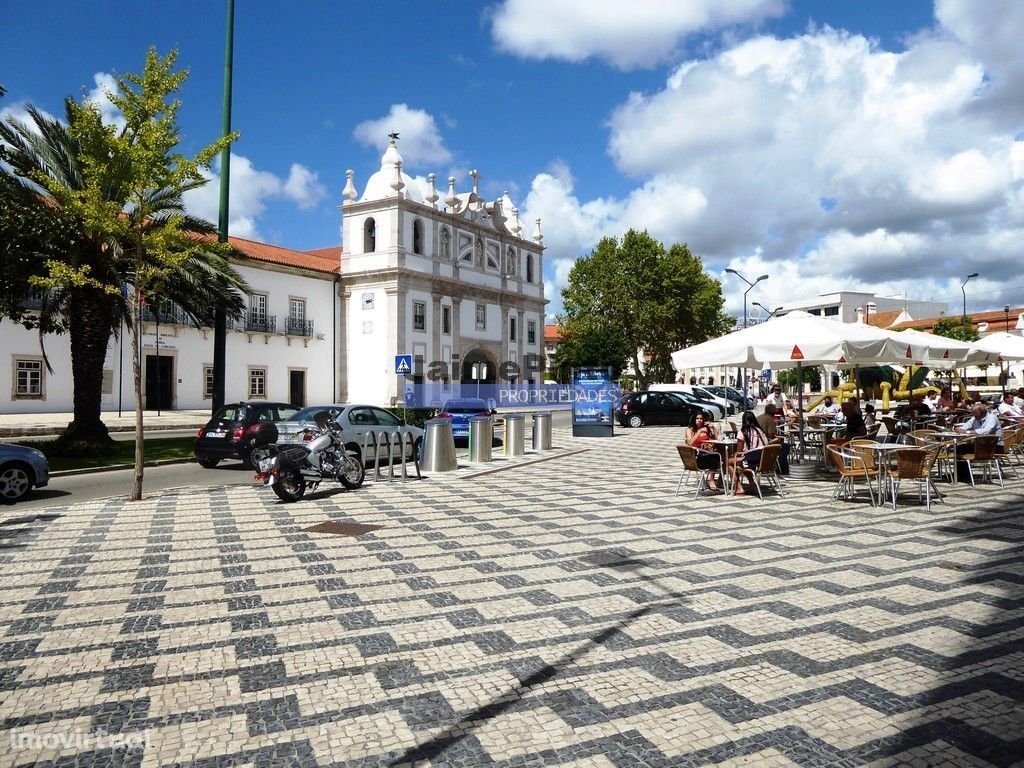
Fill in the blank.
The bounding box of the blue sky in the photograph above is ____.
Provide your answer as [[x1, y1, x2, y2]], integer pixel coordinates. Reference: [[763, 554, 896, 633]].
[[2, 1, 1022, 319]]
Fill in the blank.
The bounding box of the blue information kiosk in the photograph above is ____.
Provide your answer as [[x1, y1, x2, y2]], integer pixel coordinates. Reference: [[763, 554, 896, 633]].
[[571, 366, 616, 438]]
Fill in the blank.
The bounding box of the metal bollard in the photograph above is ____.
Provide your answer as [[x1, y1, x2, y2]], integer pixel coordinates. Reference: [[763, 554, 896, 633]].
[[504, 413, 525, 457], [532, 411, 552, 450], [468, 416, 493, 462], [421, 418, 458, 471]]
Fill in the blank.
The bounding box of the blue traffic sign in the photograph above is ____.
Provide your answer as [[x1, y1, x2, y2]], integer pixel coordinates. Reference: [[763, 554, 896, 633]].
[[395, 354, 413, 376]]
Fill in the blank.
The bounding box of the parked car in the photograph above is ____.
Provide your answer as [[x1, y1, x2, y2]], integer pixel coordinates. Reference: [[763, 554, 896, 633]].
[[705, 385, 745, 408], [274, 404, 424, 466], [649, 384, 728, 419], [0, 443, 50, 503], [195, 401, 300, 468], [616, 391, 712, 428], [437, 398, 496, 442]]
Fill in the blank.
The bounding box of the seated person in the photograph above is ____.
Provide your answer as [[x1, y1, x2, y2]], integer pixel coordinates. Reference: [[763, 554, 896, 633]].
[[757, 404, 790, 474], [683, 412, 723, 491], [763, 385, 785, 410], [782, 399, 800, 423], [1014, 388, 1024, 409], [863, 403, 878, 429], [910, 394, 932, 415], [841, 398, 867, 438], [955, 403, 1004, 452], [816, 395, 841, 418], [933, 388, 953, 412], [998, 393, 1024, 419], [733, 411, 770, 496]]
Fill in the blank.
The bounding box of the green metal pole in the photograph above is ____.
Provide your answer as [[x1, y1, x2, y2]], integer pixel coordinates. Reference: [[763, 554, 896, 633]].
[[212, 0, 235, 413]]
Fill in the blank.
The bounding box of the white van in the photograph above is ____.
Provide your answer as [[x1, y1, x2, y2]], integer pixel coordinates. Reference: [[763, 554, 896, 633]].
[[649, 384, 728, 420]]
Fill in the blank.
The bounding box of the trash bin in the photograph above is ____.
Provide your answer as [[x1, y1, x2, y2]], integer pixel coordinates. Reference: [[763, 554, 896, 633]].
[[468, 415, 493, 463], [532, 412, 552, 450], [421, 418, 457, 472], [504, 413, 525, 457]]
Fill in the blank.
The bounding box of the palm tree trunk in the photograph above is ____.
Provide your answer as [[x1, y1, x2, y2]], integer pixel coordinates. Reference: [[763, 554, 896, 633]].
[[130, 287, 144, 501], [55, 287, 117, 455]]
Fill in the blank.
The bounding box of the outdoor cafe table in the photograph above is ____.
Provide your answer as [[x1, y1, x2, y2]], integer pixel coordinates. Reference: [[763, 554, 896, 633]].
[[931, 431, 977, 486], [706, 438, 738, 494], [855, 442, 908, 502]]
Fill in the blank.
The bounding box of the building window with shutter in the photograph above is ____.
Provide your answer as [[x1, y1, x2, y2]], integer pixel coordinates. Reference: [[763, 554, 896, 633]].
[[203, 365, 214, 400], [13, 358, 44, 399], [526, 254, 534, 283], [510, 317, 517, 341], [413, 301, 425, 331], [527, 321, 536, 344], [475, 303, 486, 330], [442, 306, 451, 335]]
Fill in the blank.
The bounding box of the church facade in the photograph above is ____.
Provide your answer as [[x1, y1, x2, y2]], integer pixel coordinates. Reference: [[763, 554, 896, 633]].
[[339, 135, 547, 406]]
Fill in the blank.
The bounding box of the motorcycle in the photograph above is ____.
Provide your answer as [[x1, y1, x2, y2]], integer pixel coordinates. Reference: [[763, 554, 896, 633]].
[[253, 410, 365, 502]]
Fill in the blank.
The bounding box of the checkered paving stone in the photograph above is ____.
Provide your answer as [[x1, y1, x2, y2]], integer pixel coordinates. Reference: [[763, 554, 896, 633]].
[[1, 424, 1023, 767]]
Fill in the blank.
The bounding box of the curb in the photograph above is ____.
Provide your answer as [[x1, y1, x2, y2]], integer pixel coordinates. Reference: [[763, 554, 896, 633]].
[[1, 424, 205, 439], [50, 457, 196, 478]]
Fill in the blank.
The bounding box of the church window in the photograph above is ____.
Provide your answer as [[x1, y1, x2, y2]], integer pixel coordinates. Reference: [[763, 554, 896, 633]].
[[412, 219, 424, 255], [363, 218, 376, 252], [525, 254, 534, 283], [413, 302, 425, 331]]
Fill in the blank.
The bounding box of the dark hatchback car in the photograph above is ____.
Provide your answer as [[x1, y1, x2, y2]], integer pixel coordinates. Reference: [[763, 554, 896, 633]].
[[437, 398, 495, 442], [195, 401, 299, 468], [616, 391, 712, 428]]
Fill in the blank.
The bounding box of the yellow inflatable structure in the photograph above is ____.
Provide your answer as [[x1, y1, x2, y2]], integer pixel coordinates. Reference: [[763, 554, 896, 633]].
[[802, 364, 956, 411]]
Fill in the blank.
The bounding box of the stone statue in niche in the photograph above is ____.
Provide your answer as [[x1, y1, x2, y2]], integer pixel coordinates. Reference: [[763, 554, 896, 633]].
[[440, 228, 450, 260]]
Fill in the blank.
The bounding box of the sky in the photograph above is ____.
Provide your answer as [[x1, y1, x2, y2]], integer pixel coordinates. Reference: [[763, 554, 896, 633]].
[[2, 1, 1022, 321]]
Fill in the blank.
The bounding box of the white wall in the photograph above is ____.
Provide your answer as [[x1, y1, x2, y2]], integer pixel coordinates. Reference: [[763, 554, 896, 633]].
[[0, 263, 338, 414]]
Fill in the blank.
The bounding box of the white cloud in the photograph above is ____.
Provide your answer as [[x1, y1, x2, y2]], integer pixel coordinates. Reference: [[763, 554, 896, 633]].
[[526, 13, 1024, 319], [84, 72, 124, 130], [353, 104, 452, 168], [490, 0, 786, 70], [184, 154, 327, 240]]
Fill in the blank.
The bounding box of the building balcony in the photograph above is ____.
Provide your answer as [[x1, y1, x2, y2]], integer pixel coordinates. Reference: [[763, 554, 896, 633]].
[[245, 313, 276, 334], [283, 318, 314, 338]]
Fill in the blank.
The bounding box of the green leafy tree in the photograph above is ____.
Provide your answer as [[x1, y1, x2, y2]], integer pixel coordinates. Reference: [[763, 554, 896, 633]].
[[777, 365, 820, 390], [931, 315, 980, 342], [0, 49, 248, 495], [558, 230, 730, 389], [551, 323, 633, 382]]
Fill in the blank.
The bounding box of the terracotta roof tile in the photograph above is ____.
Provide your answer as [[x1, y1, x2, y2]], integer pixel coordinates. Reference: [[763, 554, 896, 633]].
[[227, 236, 340, 275], [544, 324, 563, 342], [891, 306, 1024, 333], [864, 309, 903, 328]]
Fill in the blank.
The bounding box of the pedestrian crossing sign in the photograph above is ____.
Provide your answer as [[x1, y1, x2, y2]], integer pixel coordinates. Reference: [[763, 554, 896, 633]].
[[395, 354, 413, 376]]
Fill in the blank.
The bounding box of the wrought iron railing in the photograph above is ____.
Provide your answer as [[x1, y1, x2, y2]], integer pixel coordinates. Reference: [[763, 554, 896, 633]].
[[283, 318, 314, 337], [245, 312, 276, 333]]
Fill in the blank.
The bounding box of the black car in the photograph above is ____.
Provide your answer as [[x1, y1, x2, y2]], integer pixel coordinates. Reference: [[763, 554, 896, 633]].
[[616, 391, 712, 428], [195, 401, 299, 468]]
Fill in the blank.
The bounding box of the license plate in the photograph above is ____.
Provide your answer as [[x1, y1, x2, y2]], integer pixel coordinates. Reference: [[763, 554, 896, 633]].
[[207, 430, 226, 438]]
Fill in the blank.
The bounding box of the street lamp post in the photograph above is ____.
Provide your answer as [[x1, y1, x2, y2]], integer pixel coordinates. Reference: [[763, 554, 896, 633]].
[[960, 272, 978, 397], [1003, 304, 1011, 396], [752, 302, 782, 319], [725, 269, 769, 409]]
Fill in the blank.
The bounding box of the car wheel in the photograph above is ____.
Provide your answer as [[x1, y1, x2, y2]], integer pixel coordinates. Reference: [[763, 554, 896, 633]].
[[0, 462, 33, 503], [628, 415, 643, 428], [243, 442, 263, 469], [197, 457, 220, 469]]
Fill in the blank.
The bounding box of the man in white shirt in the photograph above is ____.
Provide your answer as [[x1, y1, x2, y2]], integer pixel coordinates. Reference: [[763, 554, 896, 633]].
[[997, 393, 1024, 419], [956, 403, 1003, 449], [1014, 388, 1024, 409], [816, 395, 841, 417], [763, 384, 785, 410]]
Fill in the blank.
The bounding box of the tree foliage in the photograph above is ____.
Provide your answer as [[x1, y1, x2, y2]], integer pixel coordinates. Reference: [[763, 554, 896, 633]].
[[557, 229, 731, 389], [0, 49, 248, 489], [777, 365, 820, 388], [931, 315, 980, 342]]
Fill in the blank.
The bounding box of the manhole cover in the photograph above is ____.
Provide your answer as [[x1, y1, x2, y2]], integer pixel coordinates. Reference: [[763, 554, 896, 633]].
[[303, 521, 382, 537]]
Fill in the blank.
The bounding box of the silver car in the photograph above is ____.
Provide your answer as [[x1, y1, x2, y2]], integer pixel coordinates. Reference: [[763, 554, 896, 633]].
[[275, 404, 424, 466], [0, 443, 50, 502]]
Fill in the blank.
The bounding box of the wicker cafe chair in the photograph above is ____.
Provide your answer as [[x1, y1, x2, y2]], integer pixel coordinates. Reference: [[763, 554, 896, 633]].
[[865, 422, 881, 441], [737, 443, 785, 499], [846, 440, 879, 474], [826, 445, 878, 505], [960, 434, 1004, 487], [675, 445, 720, 500], [993, 428, 1021, 479], [888, 447, 943, 511], [881, 415, 908, 444]]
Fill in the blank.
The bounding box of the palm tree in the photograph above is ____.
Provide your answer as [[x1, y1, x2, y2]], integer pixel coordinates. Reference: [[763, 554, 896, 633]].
[[0, 100, 248, 455]]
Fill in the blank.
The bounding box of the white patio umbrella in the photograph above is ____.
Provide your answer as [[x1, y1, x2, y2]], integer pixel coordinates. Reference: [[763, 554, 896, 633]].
[[887, 328, 1000, 366], [970, 332, 1024, 395], [671, 311, 930, 461]]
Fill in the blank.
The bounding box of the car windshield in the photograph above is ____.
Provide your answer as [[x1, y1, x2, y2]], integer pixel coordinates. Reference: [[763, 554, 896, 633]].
[[287, 406, 331, 422], [442, 400, 489, 414], [213, 405, 246, 422]]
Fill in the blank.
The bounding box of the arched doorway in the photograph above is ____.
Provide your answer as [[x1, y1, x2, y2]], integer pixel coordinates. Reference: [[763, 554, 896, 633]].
[[460, 349, 496, 385]]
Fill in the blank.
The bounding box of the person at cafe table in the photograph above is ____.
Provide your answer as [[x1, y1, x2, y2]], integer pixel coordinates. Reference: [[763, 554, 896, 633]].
[[997, 392, 1024, 419], [815, 395, 841, 418], [839, 397, 867, 438], [683, 412, 724, 492], [756, 404, 791, 475], [732, 411, 770, 496], [955, 402, 1004, 452]]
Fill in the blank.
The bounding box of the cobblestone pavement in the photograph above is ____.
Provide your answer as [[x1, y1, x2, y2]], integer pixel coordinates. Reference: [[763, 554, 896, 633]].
[[1, 425, 1023, 767]]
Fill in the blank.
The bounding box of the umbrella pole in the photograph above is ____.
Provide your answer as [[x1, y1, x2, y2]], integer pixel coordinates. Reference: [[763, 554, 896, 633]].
[[855, 365, 861, 402], [797, 361, 806, 463]]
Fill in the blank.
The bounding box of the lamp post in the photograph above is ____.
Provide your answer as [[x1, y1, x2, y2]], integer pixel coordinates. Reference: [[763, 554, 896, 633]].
[[725, 269, 769, 409], [1003, 304, 1011, 396], [752, 302, 782, 319], [960, 272, 978, 397]]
